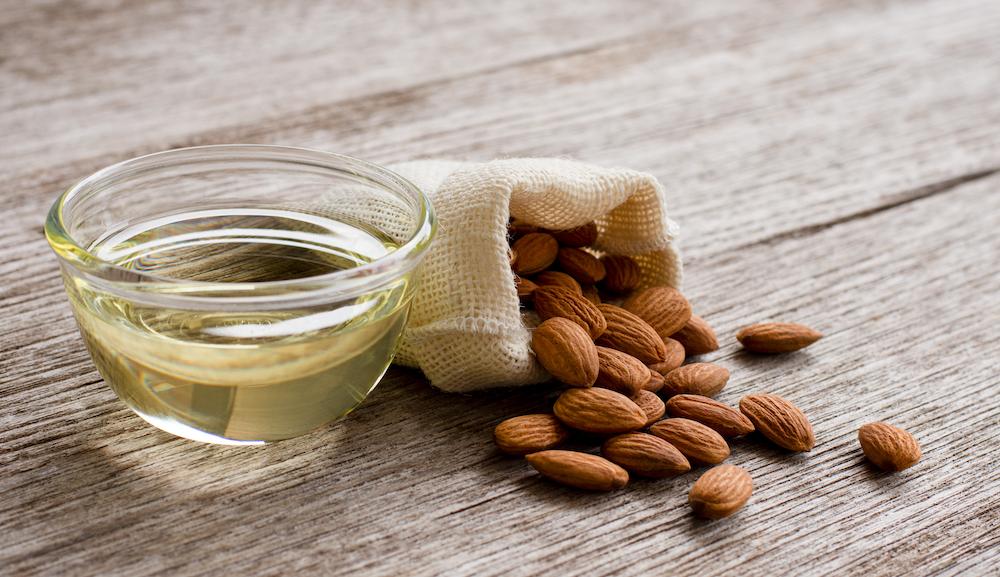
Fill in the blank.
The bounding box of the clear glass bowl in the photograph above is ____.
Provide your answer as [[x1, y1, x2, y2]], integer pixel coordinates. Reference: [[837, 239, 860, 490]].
[[45, 145, 435, 444]]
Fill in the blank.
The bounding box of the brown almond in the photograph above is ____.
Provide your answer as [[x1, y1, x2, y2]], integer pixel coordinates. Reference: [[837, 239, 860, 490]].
[[649, 418, 730, 464], [649, 338, 685, 374], [494, 414, 570, 455], [534, 270, 582, 295], [666, 395, 754, 438], [508, 220, 539, 239], [531, 318, 599, 387], [858, 422, 921, 471], [525, 450, 628, 491], [595, 346, 649, 397], [557, 247, 606, 284], [623, 286, 692, 339], [672, 314, 719, 356], [580, 284, 601, 306], [550, 221, 598, 248], [736, 322, 823, 353], [515, 275, 537, 302], [509, 248, 518, 268], [601, 432, 690, 478], [643, 368, 665, 393], [553, 387, 647, 434], [662, 363, 730, 398], [689, 465, 753, 519], [632, 389, 666, 427], [533, 286, 607, 339], [512, 232, 559, 275], [600, 255, 641, 294], [596, 304, 667, 364], [739, 394, 815, 452]]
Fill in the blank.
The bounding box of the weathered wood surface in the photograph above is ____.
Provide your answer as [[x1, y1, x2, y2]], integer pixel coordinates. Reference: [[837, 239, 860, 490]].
[[2, 0, 999, 575]]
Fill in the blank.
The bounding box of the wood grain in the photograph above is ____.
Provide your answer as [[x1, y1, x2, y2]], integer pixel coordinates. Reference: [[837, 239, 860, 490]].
[[2, 0, 999, 575]]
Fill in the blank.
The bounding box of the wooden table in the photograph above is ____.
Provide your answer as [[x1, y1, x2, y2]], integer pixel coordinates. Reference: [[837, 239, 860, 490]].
[[3, 1, 999, 575]]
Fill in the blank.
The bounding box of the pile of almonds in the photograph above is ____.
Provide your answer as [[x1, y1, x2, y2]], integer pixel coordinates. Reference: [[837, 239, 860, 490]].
[[498, 220, 922, 519]]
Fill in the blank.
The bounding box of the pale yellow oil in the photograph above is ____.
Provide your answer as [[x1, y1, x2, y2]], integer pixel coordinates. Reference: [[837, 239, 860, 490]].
[[61, 209, 411, 444]]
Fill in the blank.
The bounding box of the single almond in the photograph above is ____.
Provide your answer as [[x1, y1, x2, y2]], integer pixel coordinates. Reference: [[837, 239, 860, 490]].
[[736, 322, 823, 353], [553, 387, 647, 434], [666, 395, 754, 437], [601, 432, 690, 478], [858, 422, 921, 471], [596, 304, 667, 364], [689, 465, 753, 519], [557, 247, 606, 284], [600, 255, 641, 294], [580, 284, 601, 306], [494, 414, 571, 455], [661, 363, 730, 398], [512, 232, 559, 275], [649, 418, 730, 464], [739, 394, 815, 452], [531, 318, 599, 386], [632, 389, 666, 427], [534, 270, 582, 295], [595, 346, 649, 397], [533, 286, 607, 339], [672, 314, 719, 356], [623, 286, 692, 339], [508, 220, 539, 239], [643, 368, 665, 393], [526, 450, 628, 491], [649, 338, 685, 374], [550, 221, 598, 248], [515, 275, 537, 302]]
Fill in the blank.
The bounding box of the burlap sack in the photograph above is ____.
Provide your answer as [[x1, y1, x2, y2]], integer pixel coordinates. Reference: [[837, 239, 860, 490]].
[[389, 158, 681, 392]]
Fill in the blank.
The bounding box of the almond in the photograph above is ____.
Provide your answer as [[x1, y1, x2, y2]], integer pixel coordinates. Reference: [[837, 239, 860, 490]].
[[739, 394, 815, 452], [649, 418, 730, 464], [531, 318, 599, 386], [649, 338, 685, 374], [595, 304, 667, 364], [688, 465, 753, 519], [858, 422, 921, 471], [550, 221, 598, 248], [515, 275, 537, 302], [581, 284, 601, 306], [595, 346, 649, 397], [661, 363, 730, 398], [672, 314, 719, 356], [623, 286, 692, 339], [632, 389, 666, 426], [643, 368, 665, 393], [666, 395, 754, 437], [600, 255, 641, 294], [494, 414, 570, 455], [601, 433, 690, 478], [736, 322, 823, 353], [525, 450, 628, 491], [509, 248, 518, 268], [533, 286, 607, 339], [534, 270, 582, 294], [553, 387, 647, 434], [512, 232, 559, 275], [508, 220, 539, 239], [557, 247, 606, 284]]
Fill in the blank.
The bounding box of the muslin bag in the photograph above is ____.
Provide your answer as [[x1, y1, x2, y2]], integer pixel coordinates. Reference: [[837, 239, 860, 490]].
[[389, 158, 681, 392]]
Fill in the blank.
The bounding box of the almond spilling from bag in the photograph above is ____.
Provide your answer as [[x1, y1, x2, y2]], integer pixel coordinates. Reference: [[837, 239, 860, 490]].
[[599, 255, 641, 294], [666, 395, 754, 438], [632, 389, 666, 426], [511, 232, 559, 275], [534, 270, 583, 294], [557, 247, 606, 285], [526, 450, 629, 491], [623, 286, 692, 339], [533, 286, 607, 339], [602, 433, 691, 478], [736, 322, 823, 353], [649, 338, 685, 375], [688, 464, 753, 519], [672, 314, 719, 356], [649, 418, 730, 464], [553, 387, 647, 434], [595, 304, 667, 364], [531, 318, 599, 386], [549, 221, 598, 248], [594, 346, 649, 397], [515, 275, 538, 302], [858, 422, 921, 471], [661, 363, 730, 398], [739, 394, 815, 452], [494, 414, 571, 455]]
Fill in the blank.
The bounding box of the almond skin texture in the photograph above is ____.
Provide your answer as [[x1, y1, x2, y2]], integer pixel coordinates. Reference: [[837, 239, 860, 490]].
[[672, 314, 719, 356], [581, 284, 601, 306], [858, 422, 921, 471], [648, 338, 686, 375], [632, 389, 666, 427], [533, 286, 607, 339], [557, 247, 606, 284], [526, 450, 628, 491], [534, 270, 583, 295], [508, 220, 539, 239], [666, 395, 754, 438], [600, 255, 641, 294], [494, 414, 571, 455], [623, 286, 692, 339], [643, 368, 665, 393], [515, 275, 537, 302], [595, 347, 649, 397], [550, 222, 598, 248], [739, 394, 815, 452], [649, 418, 730, 464], [553, 387, 647, 434], [596, 304, 667, 364], [602, 433, 690, 478], [531, 318, 599, 387], [661, 363, 730, 398], [512, 232, 559, 275], [689, 465, 753, 519], [736, 322, 823, 353]]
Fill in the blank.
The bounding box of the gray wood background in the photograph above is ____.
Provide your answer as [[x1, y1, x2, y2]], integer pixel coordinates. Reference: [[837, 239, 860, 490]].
[[2, 1, 999, 575]]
